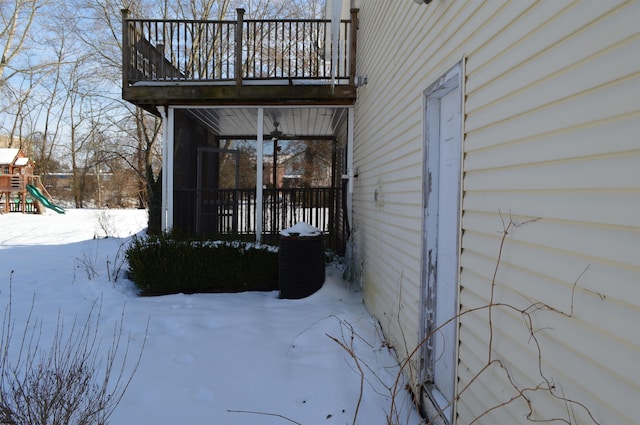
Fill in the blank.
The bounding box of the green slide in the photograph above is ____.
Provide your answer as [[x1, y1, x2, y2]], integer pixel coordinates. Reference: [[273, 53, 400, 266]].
[[26, 184, 65, 214]]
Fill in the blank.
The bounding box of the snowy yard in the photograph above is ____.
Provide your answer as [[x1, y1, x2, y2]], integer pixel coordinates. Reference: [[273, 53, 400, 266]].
[[0, 209, 420, 425]]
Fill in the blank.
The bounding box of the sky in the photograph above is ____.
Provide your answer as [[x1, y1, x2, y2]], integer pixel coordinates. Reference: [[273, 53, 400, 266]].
[[0, 208, 421, 425]]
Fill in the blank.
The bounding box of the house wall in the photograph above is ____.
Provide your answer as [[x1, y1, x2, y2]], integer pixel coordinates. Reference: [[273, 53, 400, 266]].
[[352, 1, 639, 424], [173, 110, 208, 233]]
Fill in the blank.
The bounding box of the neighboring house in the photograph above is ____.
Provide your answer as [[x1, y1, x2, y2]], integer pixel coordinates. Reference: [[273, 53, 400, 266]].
[[121, 1, 639, 424], [266, 149, 333, 188], [44, 171, 141, 208]]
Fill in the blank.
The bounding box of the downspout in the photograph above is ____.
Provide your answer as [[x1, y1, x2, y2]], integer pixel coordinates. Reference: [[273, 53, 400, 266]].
[[342, 107, 356, 234], [256, 107, 264, 244], [346, 107, 354, 227], [341, 106, 356, 285]]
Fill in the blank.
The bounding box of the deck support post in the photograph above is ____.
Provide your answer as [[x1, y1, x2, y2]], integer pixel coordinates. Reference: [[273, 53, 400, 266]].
[[235, 9, 245, 86], [121, 9, 130, 91], [160, 106, 175, 232], [167, 107, 174, 230], [256, 107, 264, 243], [160, 106, 168, 231], [349, 9, 359, 86]]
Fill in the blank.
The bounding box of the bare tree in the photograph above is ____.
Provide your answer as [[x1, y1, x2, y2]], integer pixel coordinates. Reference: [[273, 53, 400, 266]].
[[0, 0, 54, 150], [0, 0, 46, 86], [0, 281, 146, 425], [0, 0, 329, 216], [73, 0, 164, 226], [28, 28, 72, 187]]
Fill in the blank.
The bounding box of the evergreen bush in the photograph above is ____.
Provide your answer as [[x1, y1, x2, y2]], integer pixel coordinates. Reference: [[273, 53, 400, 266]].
[[125, 234, 279, 295]]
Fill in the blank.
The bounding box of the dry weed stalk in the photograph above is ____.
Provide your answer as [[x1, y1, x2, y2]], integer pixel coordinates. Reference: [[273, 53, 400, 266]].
[[95, 209, 118, 239], [326, 315, 419, 425], [326, 320, 366, 425], [387, 214, 599, 425], [230, 314, 377, 425], [0, 274, 147, 425], [231, 213, 600, 425]]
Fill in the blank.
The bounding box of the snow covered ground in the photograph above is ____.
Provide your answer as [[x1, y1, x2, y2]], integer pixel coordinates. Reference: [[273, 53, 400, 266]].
[[0, 208, 420, 425]]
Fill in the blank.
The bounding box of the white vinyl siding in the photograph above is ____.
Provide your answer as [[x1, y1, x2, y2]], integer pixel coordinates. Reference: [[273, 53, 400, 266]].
[[353, 0, 639, 424]]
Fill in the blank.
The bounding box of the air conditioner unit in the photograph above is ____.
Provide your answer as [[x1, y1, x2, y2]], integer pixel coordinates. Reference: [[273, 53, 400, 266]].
[[414, 0, 433, 4]]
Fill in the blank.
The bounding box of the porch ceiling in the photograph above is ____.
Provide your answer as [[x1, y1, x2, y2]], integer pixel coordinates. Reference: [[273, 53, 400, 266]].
[[183, 106, 348, 139]]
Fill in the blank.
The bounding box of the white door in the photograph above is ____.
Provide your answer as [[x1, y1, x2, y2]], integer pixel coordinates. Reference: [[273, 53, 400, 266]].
[[421, 62, 462, 424]]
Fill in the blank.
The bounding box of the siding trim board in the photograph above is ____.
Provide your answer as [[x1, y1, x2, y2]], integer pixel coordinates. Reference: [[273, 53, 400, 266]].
[[420, 59, 465, 424]]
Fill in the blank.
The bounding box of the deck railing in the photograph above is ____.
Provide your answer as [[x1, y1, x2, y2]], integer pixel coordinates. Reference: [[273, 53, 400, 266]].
[[0, 174, 41, 193], [0, 175, 45, 214], [122, 8, 358, 86], [174, 187, 340, 247]]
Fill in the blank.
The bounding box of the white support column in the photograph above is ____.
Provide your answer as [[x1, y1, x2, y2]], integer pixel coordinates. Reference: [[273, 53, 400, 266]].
[[166, 107, 175, 230], [159, 106, 168, 231], [160, 106, 175, 232], [256, 107, 264, 244]]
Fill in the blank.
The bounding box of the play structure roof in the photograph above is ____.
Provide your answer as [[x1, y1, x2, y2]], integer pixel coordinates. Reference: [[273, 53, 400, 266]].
[[0, 148, 20, 165], [14, 157, 29, 166]]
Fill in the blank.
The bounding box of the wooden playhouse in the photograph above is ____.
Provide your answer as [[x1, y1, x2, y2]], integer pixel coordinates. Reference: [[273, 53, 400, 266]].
[[0, 148, 59, 214]]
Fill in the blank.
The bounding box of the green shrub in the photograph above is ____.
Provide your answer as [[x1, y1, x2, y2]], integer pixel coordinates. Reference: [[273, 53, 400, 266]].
[[125, 234, 279, 295]]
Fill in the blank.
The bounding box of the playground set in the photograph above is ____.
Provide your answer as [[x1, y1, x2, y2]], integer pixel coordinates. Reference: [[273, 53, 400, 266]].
[[0, 148, 64, 214]]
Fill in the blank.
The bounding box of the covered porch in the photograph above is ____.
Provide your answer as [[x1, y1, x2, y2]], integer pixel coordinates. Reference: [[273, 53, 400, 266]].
[[162, 105, 354, 252], [121, 8, 359, 252]]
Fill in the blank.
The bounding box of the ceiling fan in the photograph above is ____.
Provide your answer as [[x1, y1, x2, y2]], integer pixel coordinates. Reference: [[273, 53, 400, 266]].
[[269, 120, 294, 141], [270, 120, 283, 140]]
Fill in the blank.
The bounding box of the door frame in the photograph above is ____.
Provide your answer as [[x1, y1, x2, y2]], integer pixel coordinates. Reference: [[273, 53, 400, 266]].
[[196, 147, 240, 234], [419, 59, 464, 425]]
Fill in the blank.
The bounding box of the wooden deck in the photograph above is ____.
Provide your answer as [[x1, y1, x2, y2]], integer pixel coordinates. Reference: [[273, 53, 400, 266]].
[[120, 11, 355, 252], [121, 9, 359, 115]]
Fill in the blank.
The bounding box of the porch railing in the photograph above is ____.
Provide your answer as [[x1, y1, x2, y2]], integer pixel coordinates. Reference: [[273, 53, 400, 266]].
[[174, 187, 339, 247], [0, 175, 47, 214], [122, 8, 358, 86]]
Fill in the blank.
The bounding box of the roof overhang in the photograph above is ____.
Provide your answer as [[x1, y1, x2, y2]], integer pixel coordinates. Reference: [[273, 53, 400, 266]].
[[124, 83, 356, 118], [173, 105, 349, 140]]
